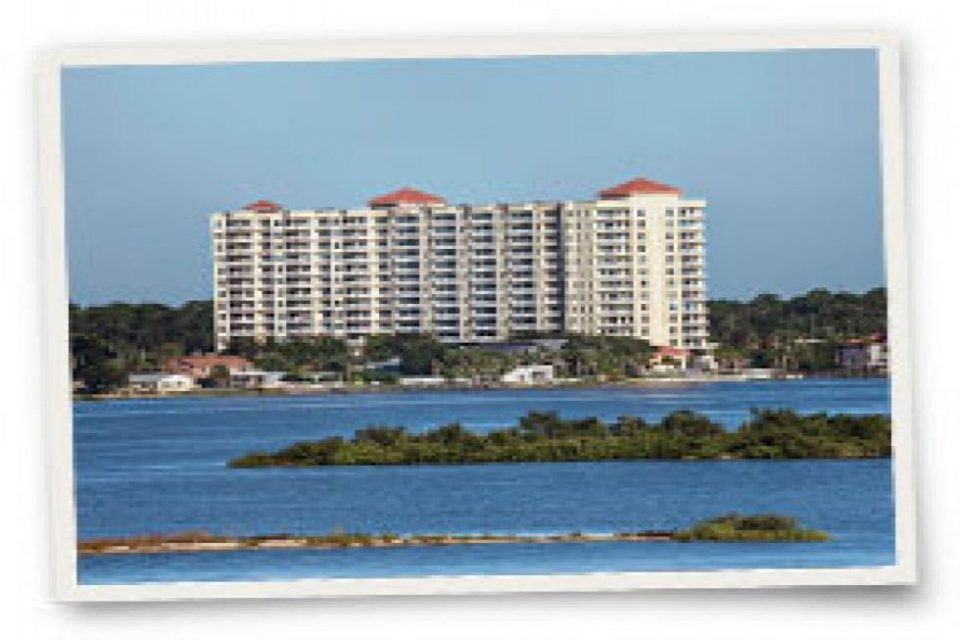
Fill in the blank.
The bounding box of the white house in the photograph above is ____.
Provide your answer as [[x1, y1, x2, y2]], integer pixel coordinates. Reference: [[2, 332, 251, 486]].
[[648, 346, 690, 372], [229, 370, 286, 389], [398, 376, 447, 387], [838, 337, 889, 373], [501, 364, 555, 385], [128, 373, 195, 393]]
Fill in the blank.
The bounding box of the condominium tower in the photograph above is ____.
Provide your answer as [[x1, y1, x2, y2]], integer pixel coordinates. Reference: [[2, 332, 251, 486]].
[[211, 177, 709, 352]]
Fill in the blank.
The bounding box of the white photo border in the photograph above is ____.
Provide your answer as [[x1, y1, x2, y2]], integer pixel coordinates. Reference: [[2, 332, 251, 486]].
[[38, 31, 915, 602]]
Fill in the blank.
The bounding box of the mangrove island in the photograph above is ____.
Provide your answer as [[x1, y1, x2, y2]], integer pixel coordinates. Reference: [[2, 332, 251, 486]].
[[227, 408, 891, 467], [673, 513, 831, 542], [77, 513, 829, 555]]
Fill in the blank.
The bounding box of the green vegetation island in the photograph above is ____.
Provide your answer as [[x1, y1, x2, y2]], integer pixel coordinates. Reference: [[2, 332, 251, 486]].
[[70, 288, 887, 394], [227, 408, 891, 468], [77, 514, 829, 555], [673, 513, 830, 542]]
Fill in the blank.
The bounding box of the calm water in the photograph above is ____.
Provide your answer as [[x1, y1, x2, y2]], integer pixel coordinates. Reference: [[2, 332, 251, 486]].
[[74, 378, 895, 584]]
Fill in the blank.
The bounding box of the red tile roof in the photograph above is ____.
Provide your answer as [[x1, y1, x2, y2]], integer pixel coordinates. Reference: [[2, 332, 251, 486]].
[[368, 187, 446, 207], [170, 355, 250, 367], [655, 345, 690, 357], [845, 333, 887, 346], [162, 354, 251, 375], [599, 177, 681, 198], [244, 199, 283, 212]]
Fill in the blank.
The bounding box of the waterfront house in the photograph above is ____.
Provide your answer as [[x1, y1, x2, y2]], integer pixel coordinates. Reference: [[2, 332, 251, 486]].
[[688, 352, 719, 372], [398, 376, 447, 387], [228, 370, 286, 389], [162, 354, 252, 381], [649, 345, 690, 371], [501, 364, 555, 385], [715, 352, 752, 374], [127, 372, 195, 394], [837, 335, 888, 373], [361, 356, 402, 372]]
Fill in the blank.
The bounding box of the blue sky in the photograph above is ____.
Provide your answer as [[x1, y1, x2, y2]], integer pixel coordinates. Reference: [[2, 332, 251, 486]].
[[62, 48, 884, 304]]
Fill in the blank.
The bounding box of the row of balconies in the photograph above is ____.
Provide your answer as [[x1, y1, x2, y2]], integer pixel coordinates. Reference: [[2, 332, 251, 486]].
[[219, 284, 702, 304]]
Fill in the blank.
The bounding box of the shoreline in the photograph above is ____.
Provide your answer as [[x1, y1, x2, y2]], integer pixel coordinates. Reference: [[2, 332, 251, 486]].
[[73, 374, 888, 402], [79, 531, 677, 555]]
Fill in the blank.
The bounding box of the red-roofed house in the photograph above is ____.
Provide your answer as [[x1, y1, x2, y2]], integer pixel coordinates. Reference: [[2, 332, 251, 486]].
[[368, 188, 446, 208], [649, 345, 690, 370], [163, 354, 253, 381]]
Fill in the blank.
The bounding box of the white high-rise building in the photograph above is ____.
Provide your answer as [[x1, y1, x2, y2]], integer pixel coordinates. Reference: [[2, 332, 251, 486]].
[[210, 177, 709, 352]]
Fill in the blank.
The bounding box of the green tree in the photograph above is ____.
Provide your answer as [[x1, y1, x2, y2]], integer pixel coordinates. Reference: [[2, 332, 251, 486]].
[[208, 364, 231, 388], [363, 333, 448, 375], [70, 300, 215, 392]]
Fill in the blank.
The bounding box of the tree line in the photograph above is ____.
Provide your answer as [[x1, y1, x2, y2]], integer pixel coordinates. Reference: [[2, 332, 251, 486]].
[[708, 288, 887, 371], [68, 288, 887, 391], [70, 301, 213, 392], [227, 408, 892, 467]]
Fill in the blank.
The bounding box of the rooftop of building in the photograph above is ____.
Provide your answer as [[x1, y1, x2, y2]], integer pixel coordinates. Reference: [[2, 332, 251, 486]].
[[842, 333, 888, 347], [368, 187, 446, 207], [243, 199, 283, 212], [655, 345, 690, 357], [164, 354, 251, 365], [128, 372, 191, 382], [231, 176, 690, 213], [598, 177, 682, 198]]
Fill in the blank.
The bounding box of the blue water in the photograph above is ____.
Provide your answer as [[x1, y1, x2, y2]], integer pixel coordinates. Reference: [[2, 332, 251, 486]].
[[74, 379, 895, 584]]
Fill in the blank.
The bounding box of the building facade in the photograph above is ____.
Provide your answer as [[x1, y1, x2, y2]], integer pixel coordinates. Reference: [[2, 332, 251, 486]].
[[211, 177, 709, 351]]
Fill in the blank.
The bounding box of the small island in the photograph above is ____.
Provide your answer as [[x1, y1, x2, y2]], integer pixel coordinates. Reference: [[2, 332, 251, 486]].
[[77, 513, 830, 555], [227, 409, 891, 468], [674, 513, 831, 542]]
